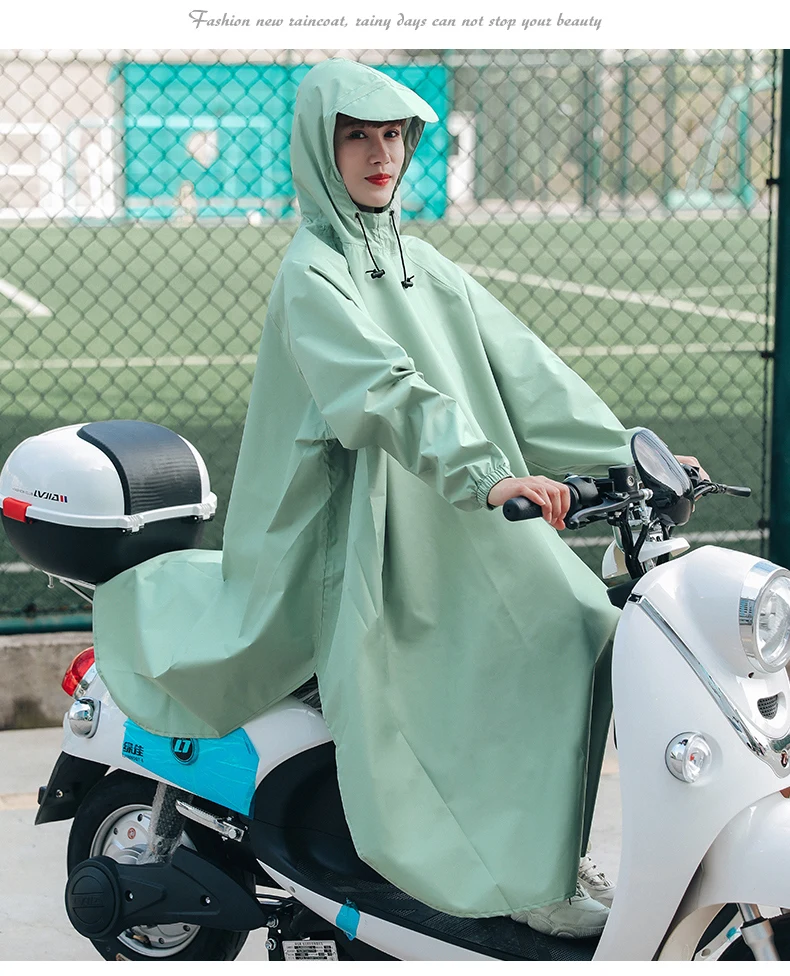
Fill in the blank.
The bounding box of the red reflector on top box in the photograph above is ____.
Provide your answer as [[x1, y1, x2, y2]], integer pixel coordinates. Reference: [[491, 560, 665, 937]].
[[2, 498, 31, 522]]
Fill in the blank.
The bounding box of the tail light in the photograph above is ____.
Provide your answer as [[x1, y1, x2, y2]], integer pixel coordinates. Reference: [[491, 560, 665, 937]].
[[62, 646, 95, 697]]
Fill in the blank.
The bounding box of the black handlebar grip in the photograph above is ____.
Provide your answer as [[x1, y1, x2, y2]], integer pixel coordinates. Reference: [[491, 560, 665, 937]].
[[723, 484, 751, 498], [503, 497, 544, 521]]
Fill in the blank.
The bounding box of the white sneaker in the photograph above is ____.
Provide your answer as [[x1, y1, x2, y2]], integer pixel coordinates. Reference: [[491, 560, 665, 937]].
[[510, 882, 609, 939], [578, 850, 616, 908]]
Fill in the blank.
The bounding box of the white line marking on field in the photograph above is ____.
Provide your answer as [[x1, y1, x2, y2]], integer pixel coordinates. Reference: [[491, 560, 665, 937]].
[[556, 341, 762, 358], [460, 264, 772, 327], [0, 279, 51, 317], [0, 343, 763, 371], [659, 283, 767, 298], [567, 529, 764, 548], [0, 353, 259, 372]]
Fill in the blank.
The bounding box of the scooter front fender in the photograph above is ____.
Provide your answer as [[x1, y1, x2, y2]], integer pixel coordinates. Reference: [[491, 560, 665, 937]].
[[656, 792, 790, 959], [692, 792, 790, 908]]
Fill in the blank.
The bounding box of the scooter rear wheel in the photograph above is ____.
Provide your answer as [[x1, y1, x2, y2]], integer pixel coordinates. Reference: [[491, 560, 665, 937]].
[[67, 770, 253, 961]]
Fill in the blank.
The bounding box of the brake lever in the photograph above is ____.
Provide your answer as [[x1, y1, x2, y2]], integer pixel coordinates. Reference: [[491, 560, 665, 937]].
[[692, 481, 751, 500], [565, 496, 631, 530], [692, 482, 717, 501]]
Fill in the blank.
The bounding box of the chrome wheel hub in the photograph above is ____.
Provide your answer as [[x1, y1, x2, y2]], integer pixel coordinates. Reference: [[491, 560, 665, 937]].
[[89, 802, 200, 958]]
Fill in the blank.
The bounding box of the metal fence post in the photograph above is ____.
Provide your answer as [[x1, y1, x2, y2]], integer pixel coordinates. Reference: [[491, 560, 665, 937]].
[[581, 65, 592, 209], [663, 52, 677, 205], [620, 61, 631, 211], [738, 54, 753, 206], [770, 51, 790, 568]]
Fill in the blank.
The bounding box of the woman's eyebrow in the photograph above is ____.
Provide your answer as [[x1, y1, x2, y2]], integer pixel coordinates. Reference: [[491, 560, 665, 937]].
[[337, 120, 402, 130]]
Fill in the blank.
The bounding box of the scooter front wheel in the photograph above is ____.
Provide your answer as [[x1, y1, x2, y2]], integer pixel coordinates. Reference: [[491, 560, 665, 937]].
[[67, 770, 253, 961], [717, 913, 790, 961]]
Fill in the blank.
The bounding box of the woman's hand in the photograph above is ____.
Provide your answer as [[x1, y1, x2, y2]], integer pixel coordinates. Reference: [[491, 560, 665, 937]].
[[674, 455, 710, 481], [487, 476, 571, 530]]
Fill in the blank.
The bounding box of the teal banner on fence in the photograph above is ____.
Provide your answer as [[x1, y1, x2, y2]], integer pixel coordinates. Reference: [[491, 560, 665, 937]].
[[117, 62, 449, 221]]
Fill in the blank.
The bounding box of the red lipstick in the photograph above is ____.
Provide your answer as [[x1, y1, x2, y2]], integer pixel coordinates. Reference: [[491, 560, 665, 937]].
[[365, 175, 391, 186]]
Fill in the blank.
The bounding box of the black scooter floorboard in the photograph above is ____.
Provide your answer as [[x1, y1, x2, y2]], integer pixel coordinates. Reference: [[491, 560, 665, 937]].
[[249, 743, 600, 962]]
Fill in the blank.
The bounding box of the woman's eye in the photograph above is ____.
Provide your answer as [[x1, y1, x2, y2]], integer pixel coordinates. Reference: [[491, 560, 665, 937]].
[[349, 130, 366, 139]]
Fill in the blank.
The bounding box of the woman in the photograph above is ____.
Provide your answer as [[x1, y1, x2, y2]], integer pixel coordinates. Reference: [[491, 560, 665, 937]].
[[94, 57, 703, 935]]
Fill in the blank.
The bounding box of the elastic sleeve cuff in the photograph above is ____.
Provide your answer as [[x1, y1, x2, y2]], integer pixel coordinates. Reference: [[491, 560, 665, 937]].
[[474, 463, 514, 510]]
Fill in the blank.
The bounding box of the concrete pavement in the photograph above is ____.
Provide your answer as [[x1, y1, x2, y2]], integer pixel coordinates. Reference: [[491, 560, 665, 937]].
[[0, 725, 622, 961]]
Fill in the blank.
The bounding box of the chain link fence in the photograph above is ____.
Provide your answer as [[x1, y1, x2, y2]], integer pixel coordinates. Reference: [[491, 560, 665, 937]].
[[0, 48, 778, 624]]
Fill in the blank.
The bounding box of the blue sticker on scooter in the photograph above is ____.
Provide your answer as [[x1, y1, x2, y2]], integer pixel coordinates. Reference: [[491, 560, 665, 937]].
[[335, 900, 360, 941], [121, 719, 258, 814]]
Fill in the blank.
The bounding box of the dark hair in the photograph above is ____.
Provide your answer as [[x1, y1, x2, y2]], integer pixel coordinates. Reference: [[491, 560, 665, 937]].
[[335, 113, 407, 129]]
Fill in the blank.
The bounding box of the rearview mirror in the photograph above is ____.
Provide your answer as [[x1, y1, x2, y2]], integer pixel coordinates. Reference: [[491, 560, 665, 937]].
[[631, 429, 694, 526]]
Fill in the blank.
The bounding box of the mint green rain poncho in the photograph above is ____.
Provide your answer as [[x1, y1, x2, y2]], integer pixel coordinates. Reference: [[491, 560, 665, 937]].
[[94, 58, 639, 917]]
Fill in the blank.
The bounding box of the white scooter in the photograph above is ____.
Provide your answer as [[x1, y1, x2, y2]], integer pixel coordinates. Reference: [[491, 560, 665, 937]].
[[5, 422, 790, 961]]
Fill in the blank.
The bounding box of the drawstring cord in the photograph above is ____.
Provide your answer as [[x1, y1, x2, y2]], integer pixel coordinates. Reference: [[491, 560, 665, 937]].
[[390, 210, 414, 289], [353, 210, 414, 289], [355, 213, 385, 279]]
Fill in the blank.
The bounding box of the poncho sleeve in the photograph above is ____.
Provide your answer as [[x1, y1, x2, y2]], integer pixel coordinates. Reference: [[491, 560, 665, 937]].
[[459, 267, 640, 477], [276, 263, 514, 510]]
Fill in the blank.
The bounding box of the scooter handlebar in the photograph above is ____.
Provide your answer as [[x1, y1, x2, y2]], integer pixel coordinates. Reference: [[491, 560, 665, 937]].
[[502, 497, 544, 521], [502, 476, 600, 523]]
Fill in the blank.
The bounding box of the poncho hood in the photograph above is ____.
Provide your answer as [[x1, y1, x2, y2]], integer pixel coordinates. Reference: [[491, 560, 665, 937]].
[[290, 58, 438, 244]]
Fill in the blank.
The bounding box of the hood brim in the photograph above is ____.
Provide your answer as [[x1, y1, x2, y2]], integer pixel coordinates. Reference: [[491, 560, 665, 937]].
[[331, 81, 439, 125]]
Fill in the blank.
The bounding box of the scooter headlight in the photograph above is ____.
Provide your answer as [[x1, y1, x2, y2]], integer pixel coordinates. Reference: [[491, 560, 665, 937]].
[[740, 563, 790, 673]]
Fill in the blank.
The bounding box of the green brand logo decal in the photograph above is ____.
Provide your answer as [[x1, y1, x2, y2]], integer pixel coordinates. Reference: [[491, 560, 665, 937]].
[[170, 737, 198, 764]]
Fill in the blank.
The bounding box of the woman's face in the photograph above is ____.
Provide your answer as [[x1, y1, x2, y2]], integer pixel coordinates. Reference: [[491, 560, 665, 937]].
[[333, 118, 406, 209]]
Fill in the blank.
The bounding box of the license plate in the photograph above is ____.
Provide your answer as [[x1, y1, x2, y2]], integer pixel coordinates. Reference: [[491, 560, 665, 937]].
[[282, 939, 339, 961]]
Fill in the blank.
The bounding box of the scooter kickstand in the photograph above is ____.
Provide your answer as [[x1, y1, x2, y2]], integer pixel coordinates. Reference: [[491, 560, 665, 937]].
[[738, 904, 780, 961]]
